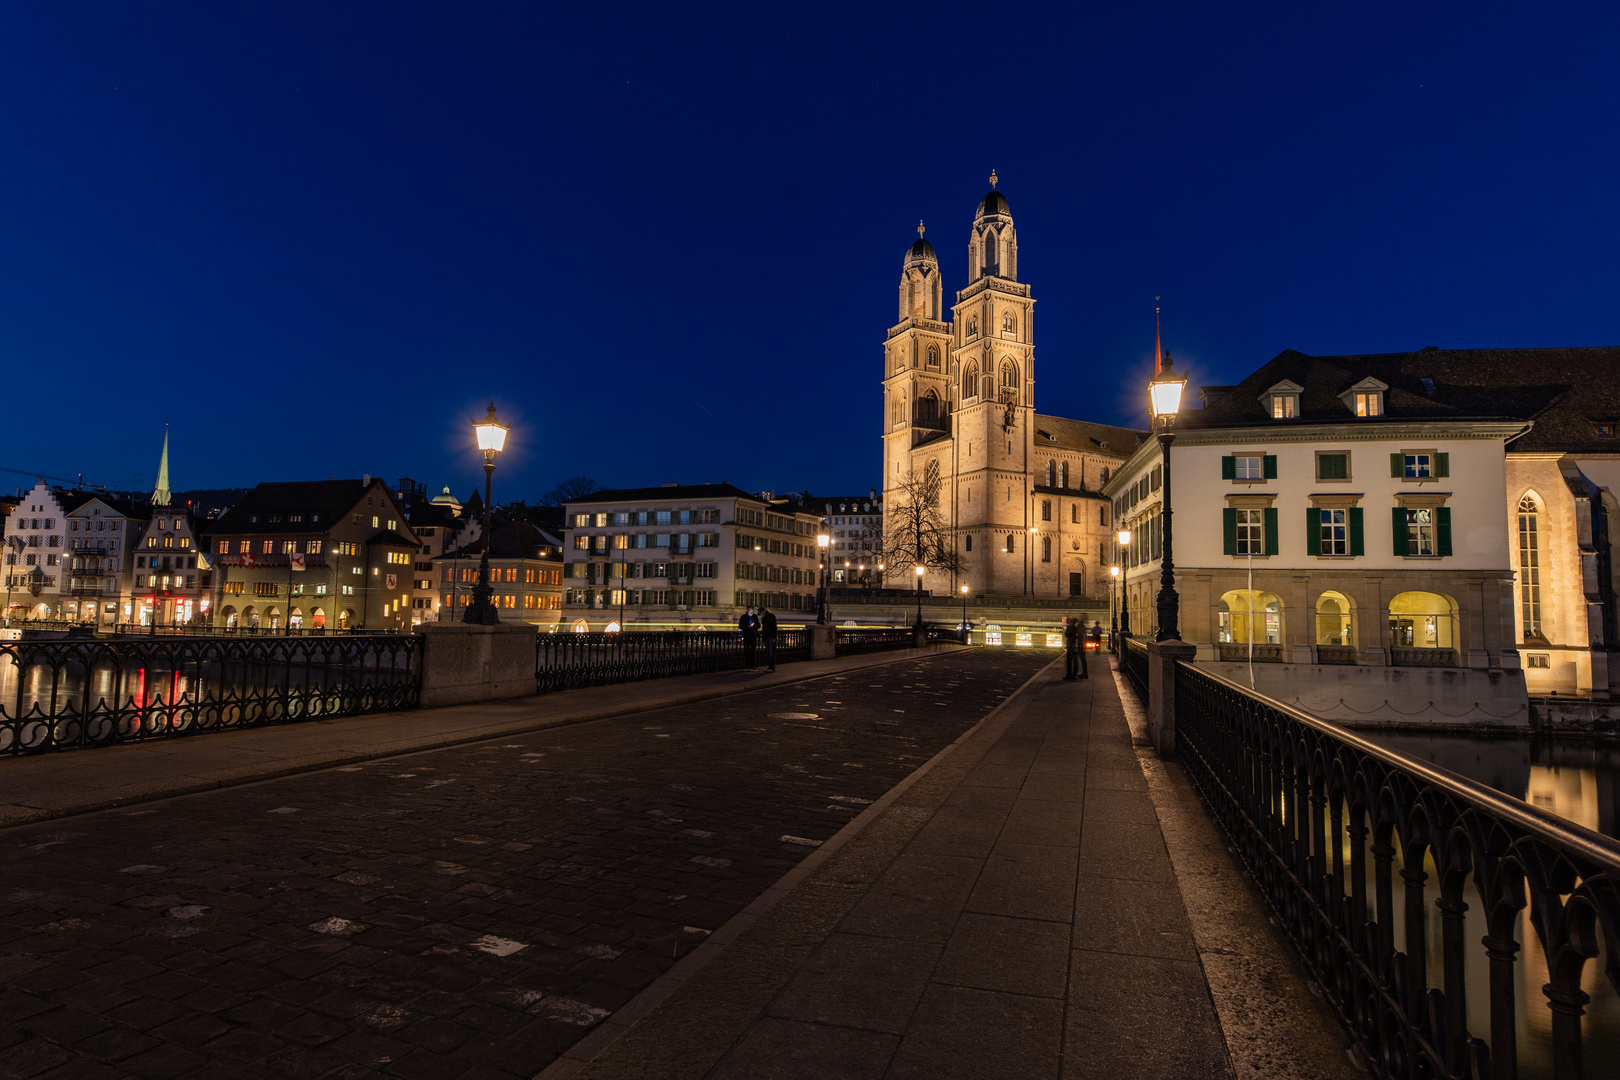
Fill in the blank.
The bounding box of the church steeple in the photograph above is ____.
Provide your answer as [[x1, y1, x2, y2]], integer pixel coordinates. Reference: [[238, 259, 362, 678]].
[[152, 424, 172, 507], [968, 171, 1017, 282], [898, 220, 943, 321]]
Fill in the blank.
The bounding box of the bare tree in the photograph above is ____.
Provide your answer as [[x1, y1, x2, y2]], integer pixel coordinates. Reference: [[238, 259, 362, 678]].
[[539, 475, 606, 506], [883, 466, 962, 583]]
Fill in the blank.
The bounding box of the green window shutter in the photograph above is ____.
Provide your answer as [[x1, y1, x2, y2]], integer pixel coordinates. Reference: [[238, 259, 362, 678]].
[[1223, 508, 1237, 555], [1435, 452, 1450, 477], [1305, 508, 1319, 556], [1350, 507, 1364, 556], [1392, 507, 1408, 556], [1264, 507, 1279, 555], [1437, 507, 1452, 556], [1221, 456, 1235, 480], [1390, 453, 1404, 478], [1263, 455, 1278, 479]]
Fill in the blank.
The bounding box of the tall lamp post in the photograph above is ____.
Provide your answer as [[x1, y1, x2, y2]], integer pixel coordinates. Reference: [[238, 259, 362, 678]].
[[1148, 355, 1188, 641], [1109, 565, 1120, 652], [462, 403, 509, 626], [913, 564, 924, 628], [815, 532, 830, 624], [1116, 528, 1132, 637], [959, 584, 970, 644]]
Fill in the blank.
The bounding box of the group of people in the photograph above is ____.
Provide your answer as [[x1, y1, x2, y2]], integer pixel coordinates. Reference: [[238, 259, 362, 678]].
[[737, 606, 779, 671], [1062, 616, 1103, 680]]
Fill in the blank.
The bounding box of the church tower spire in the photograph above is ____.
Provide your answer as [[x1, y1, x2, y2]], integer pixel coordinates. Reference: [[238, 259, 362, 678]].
[[152, 424, 172, 507]]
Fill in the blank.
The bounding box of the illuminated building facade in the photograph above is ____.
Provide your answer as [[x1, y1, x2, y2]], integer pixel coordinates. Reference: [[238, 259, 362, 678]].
[[882, 178, 1142, 600], [65, 496, 150, 627], [434, 521, 564, 627]]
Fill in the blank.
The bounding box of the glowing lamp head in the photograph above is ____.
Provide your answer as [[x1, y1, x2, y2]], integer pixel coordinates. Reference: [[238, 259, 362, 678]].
[[1148, 354, 1188, 421], [960, 585, 969, 594], [817, 533, 829, 549], [1117, 528, 1132, 547], [914, 565, 924, 577], [1110, 565, 1120, 578], [473, 403, 509, 454]]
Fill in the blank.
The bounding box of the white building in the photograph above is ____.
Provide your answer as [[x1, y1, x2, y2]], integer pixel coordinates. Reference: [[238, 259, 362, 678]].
[[3, 482, 89, 621], [65, 496, 149, 627], [1107, 349, 1529, 726]]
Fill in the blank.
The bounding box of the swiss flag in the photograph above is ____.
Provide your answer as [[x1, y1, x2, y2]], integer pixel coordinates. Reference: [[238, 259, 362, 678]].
[[240, 552, 257, 569]]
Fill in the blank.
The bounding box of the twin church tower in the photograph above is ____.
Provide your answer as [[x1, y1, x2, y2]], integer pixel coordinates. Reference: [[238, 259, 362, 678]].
[[881, 174, 1141, 601]]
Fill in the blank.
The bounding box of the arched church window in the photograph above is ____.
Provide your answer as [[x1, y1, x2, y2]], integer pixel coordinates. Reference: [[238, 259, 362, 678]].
[[919, 390, 939, 426], [1002, 311, 1016, 336], [926, 346, 939, 368], [963, 362, 978, 399], [999, 361, 1019, 404], [1045, 462, 1056, 487], [1100, 466, 1111, 483], [1518, 494, 1543, 640], [968, 315, 978, 338], [984, 231, 998, 274], [1060, 462, 1069, 488], [983, 375, 994, 401], [1005, 534, 1015, 553]]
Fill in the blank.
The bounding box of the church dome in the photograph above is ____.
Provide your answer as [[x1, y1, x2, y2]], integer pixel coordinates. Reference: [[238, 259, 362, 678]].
[[976, 189, 1011, 219], [904, 236, 938, 266]]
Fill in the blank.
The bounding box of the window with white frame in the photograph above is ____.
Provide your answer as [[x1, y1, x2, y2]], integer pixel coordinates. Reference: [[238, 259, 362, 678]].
[[1234, 455, 1265, 480], [1236, 509, 1265, 555], [1404, 453, 1432, 479], [1318, 509, 1348, 555], [1355, 391, 1383, 416], [1405, 509, 1435, 555], [1271, 394, 1298, 418]]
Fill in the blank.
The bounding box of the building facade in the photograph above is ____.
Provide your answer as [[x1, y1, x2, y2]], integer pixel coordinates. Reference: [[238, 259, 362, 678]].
[[1107, 349, 1529, 725], [561, 484, 821, 630], [882, 179, 1142, 601], [434, 522, 563, 627], [65, 497, 149, 627], [208, 478, 420, 631], [3, 482, 89, 620], [130, 508, 210, 628], [818, 492, 883, 586]]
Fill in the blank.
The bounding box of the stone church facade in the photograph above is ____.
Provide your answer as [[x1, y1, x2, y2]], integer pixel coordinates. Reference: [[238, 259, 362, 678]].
[[882, 177, 1144, 600]]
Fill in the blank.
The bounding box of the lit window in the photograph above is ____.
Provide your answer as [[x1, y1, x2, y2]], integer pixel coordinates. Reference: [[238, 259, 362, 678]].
[[1271, 395, 1298, 418], [1318, 509, 1347, 555], [1354, 392, 1383, 416], [1236, 509, 1265, 555], [1405, 509, 1435, 555]]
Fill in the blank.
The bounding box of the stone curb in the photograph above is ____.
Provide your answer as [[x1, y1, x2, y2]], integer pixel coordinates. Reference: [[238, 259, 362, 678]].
[[0, 646, 964, 830], [534, 653, 1064, 1080]]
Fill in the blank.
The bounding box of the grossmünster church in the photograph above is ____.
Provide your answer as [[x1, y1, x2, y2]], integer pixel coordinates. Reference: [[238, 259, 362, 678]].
[[882, 175, 1144, 601]]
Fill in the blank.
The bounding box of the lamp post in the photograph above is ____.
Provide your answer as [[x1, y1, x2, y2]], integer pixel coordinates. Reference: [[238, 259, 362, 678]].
[[462, 403, 509, 626], [815, 532, 830, 624], [1110, 565, 1120, 652], [1116, 528, 1132, 637], [959, 584, 970, 644], [913, 564, 924, 628], [1148, 354, 1188, 641]]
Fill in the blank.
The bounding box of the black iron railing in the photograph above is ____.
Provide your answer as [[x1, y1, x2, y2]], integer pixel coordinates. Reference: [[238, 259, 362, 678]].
[[835, 626, 920, 654], [536, 629, 810, 693], [1120, 634, 1147, 693], [0, 634, 420, 756], [1174, 660, 1620, 1080]]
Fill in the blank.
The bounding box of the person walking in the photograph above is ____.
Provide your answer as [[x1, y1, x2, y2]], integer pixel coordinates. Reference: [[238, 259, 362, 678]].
[[1063, 616, 1082, 680], [738, 606, 760, 668], [1087, 620, 1103, 659], [759, 606, 778, 671]]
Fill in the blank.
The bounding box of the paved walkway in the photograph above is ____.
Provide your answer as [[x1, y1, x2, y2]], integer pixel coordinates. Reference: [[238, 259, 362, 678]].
[[0, 646, 955, 829], [553, 656, 1360, 1080]]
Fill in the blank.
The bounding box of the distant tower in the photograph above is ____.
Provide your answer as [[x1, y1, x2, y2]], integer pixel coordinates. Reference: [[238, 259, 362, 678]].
[[152, 425, 172, 507]]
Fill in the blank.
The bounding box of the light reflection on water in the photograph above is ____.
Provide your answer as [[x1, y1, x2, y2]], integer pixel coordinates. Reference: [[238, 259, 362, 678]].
[[1371, 732, 1620, 1079]]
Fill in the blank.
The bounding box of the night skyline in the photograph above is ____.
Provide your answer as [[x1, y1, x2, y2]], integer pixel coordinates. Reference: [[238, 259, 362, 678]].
[[3, 3, 1618, 502]]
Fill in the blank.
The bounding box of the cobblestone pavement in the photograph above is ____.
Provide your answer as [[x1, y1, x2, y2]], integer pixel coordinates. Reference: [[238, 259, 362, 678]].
[[0, 648, 1052, 1080]]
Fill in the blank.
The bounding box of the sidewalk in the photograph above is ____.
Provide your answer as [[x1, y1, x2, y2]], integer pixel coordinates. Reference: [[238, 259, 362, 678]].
[[0, 645, 955, 829], [547, 656, 1361, 1080]]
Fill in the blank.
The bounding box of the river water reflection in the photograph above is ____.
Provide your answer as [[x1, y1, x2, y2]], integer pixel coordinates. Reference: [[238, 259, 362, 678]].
[[1370, 730, 1619, 1078]]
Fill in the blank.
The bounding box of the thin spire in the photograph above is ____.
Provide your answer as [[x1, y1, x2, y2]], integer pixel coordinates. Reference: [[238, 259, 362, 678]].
[[1154, 297, 1163, 375], [152, 423, 171, 507], [917, 219, 926, 239]]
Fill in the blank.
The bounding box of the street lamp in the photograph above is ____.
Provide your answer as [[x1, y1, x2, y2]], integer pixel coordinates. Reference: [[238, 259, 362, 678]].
[[1116, 528, 1132, 637], [959, 584, 970, 644], [462, 403, 508, 626], [914, 564, 925, 628], [1148, 354, 1188, 641], [1109, 565, 1121, 652], [816, 532, 830, 624]]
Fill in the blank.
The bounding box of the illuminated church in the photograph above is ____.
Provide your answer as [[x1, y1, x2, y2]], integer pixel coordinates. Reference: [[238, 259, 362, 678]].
[[882, 174, 1143, 600]]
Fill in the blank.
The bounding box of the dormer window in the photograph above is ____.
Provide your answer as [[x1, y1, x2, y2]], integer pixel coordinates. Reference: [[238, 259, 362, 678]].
[[1340, 377, 1388, 418], [1261, 380, 1303, 419]]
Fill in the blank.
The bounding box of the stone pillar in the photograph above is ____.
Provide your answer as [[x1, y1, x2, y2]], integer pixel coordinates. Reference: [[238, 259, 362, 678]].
[[418, 622, 538, 708], [1146, 638, 1198, 758], [807, 623, 836, 661]]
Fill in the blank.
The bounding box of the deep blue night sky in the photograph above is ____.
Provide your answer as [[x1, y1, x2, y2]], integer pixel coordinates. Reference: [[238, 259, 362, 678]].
[[3, 3, 1618, 502]]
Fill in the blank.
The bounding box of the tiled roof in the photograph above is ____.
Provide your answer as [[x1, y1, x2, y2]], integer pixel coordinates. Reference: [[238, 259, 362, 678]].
[[1032, 415, 1147, 457], [211, 479, 398, 535], [566, 483, 763, 505], [436, 522, 561, 561], [1177, 347, 1620, 447]]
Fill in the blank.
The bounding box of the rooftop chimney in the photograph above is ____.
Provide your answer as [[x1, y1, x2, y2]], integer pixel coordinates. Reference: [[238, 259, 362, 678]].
[[363, 474, 371, 487]]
